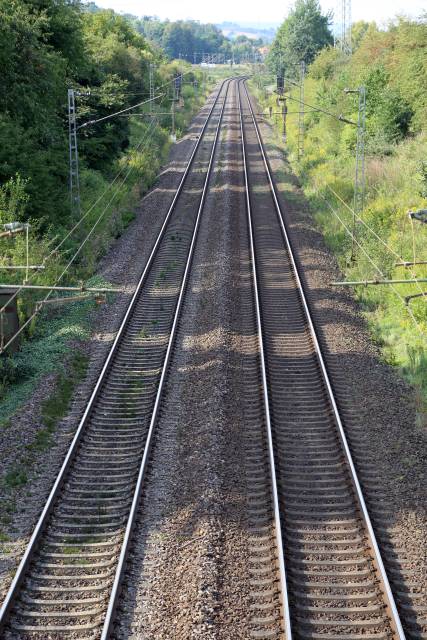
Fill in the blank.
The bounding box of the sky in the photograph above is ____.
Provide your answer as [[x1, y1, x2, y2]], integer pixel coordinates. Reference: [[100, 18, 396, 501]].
[[92, 0, 425, 26]]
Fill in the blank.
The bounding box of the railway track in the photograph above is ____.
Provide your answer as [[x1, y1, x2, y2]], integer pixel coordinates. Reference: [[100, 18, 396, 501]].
[[237, 78, 407, 640], [0, 78, 231, 639], [0, 77, 418, 640]]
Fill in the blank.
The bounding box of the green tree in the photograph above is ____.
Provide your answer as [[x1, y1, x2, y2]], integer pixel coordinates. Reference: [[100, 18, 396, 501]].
[[134, 16, 230, 62], [269, 0, 333, 73], [364, 65, 413, 146], [0, 0, 73, 226]]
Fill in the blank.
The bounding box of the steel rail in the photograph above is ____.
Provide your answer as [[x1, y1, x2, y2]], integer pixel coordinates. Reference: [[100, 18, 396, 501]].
[[0, 77, 231, 635], [100, 77, 231, 639], [241, 79, 406, 640], [237, 78, 292, 640]]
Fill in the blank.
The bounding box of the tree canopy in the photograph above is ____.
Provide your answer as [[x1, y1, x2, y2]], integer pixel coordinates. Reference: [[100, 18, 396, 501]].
[[0, 0, 158, 228], [268, 0, 333, 73], [133, 16, 263, 63]]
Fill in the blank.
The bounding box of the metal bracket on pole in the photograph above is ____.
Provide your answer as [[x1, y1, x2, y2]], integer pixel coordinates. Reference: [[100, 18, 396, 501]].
[[405, 292, 427, 304], [330, 278, 427, 286]]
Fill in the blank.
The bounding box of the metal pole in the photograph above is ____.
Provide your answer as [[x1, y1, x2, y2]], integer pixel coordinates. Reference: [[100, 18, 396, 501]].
[[0, 284, 122, 293], [171, 99, 175, 140], [68, 89, 81, 218], [25, 224, 29, 283], [0, 265, 45, 271], [298, 61, 305, 160], [339, 0, 352, 54], [282, 76, 287, 142], [330, 278, 427, 286], [283, 98, 287, 141], [351, 86, 366, 260], [345, 0, 352, 53], [149, 64, 155, 103]]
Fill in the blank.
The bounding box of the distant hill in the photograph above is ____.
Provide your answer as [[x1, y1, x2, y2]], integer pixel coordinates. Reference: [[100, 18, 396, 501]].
[[216, 21, 278, 43]]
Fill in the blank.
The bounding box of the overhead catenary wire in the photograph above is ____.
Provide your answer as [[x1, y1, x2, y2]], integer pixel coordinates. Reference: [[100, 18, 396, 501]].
[[0, 74, 214, 350], [285, 94, 356, 125], [284, 81, 425, 299], [319, 191, 426, 336], [1, 69, 195, 316], [86, 66, 202, 100], [263, 75, 425, 328], [0, 117, 160, 354], [326, 184, 427, 300], [0, 68, 205, 332], [77, 94, 163, 130], [287, 127, 424, 328], [0, 117, 159, 320]]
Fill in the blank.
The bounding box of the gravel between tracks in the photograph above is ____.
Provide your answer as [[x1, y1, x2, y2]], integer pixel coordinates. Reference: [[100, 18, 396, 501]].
[[0, 88, 220, 604], [116, 80, 253, 640]]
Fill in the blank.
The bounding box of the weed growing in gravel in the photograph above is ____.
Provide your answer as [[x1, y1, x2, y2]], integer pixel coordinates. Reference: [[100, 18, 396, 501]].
[[404, 347, 427, 427], [0, 499, 15, 526], [121, 210, 136, 228], [62, 546, 82, 555], [3, 467, 28, 489], [29, 351, 89, 453], [0, 530, 10, 555], [0, 350, 89, 538], [166, 260, 178, 274]]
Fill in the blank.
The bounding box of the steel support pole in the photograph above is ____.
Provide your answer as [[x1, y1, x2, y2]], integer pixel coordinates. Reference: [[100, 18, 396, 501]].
[[351, 86, 366, 260], [298, 61, 305, 160], [149, 64, 155, 103], [68, 89, 81, 218]]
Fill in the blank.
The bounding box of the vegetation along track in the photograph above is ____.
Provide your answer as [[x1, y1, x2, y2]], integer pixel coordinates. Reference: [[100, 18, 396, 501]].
[[237, 77, 407, 640], [0, 78, 231, 639]]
